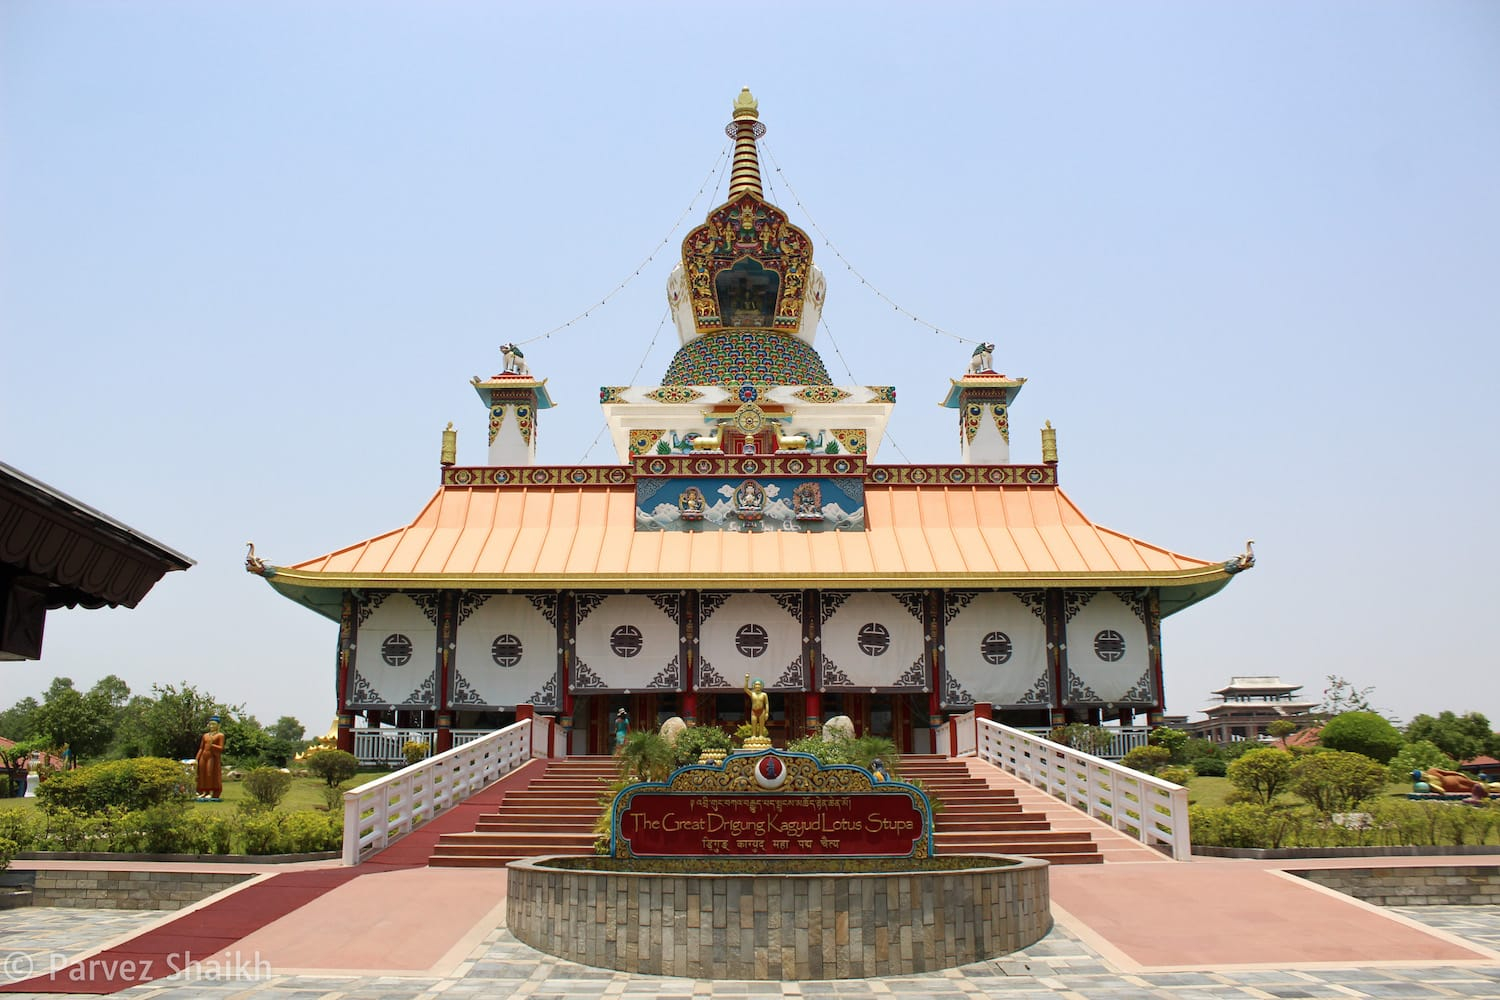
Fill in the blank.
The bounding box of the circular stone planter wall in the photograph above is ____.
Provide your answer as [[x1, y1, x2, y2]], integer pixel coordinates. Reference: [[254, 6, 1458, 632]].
[[506, 855, 1050, 980]]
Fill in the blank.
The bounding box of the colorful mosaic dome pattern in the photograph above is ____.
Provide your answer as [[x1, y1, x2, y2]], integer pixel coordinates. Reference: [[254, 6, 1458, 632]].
[[663, 330, 832, 386]]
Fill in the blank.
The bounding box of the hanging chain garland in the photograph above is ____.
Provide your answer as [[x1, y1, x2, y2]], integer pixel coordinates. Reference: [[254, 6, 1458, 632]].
[[514, 146, 731, 348], [817, 316, 913, 465], [577, 307, 673, 464], [760, 141, 984, 348]]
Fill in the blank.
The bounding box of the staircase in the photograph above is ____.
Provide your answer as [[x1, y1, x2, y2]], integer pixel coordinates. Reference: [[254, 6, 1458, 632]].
[[429, 753, 1107, 868], [900, 755, 1102, 865], [429, 756, 615, 867]]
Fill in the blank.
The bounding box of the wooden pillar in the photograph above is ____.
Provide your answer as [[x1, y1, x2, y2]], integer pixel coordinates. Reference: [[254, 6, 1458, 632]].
[[926, 589, 945, 730], [559, 591, 575, 738], [802, 589, 820, 733], [435, 592, 455, 752], [1046, 589, 1068, 728], [681, 591, 698, 725], [337, 591, 356, 753], [1146, 589, 1166, 727]]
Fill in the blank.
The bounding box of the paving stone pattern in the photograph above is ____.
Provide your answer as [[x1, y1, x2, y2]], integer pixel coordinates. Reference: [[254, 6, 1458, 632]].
[[3, 905, 1500, 999]]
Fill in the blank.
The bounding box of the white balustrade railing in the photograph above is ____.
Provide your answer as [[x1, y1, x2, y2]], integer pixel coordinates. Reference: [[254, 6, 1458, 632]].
[[972, 717, 1191, 861], [352, 728, 435, 767], [951, 710, 977, 757], [1017, 726, 1153, 761], [342, 716, 563, 865]]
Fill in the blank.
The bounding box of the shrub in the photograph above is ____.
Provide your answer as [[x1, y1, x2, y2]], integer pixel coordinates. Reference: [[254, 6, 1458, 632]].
[[402, 741, 430, 767], [1317, 711, 1403, 764], [35, 758, 191, 814], [615, 731, 675, 781], [0, 808, 41, 851], [243, 768, 294, 809], [239, 809, 283, 855], [306, 750, 359, 788], [0, 835, 15, 873], [1188, 803, 1305, 849], [1191, 756, 1227, 777], [320, 782, 347, 812], [671, 725, 733, 767], [1226, 747, 1294, 804], [276, 810, 342, 853], [1157, 765, 1195, 786], [1289, 750, 1389, 813], [184, 811, 235, 854], [1148, 726, 1189, 761], [1120, 746, 1171, 774], [117, 802, 194, 854], [41, 806, 125, 852], [1386, 740, 1459, 783], [1049, 724, 1114, 756]]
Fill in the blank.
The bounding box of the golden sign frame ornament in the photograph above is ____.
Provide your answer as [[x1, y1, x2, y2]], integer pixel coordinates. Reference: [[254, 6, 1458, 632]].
[[609, 749, 935, 862]]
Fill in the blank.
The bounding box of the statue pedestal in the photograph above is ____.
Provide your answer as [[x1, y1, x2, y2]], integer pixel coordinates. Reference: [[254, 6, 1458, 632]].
[[742, 736, 772, 751]]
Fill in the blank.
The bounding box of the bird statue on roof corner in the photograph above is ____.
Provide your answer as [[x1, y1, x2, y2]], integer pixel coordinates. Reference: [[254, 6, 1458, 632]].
[[1225, 539, 1256, 574]]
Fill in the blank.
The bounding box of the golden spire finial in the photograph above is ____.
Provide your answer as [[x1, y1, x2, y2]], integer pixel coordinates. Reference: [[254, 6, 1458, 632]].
[[726, 87, 767, 199], [732, 87, 759, 120]]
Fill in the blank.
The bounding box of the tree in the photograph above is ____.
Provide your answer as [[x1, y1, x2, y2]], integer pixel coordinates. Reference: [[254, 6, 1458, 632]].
[[1386, 740, 1458, 783], [1290, 750, 1389, 814], [307, 749, 359, 787], [33, 678, 112, 763], [1226, 747, 1295, 805], [1404, 712, 1494, 762], [1317, 711, 1403, 764], [1318, 675, 1374, 716], [1266, 719, 1299, 741], [1147, 726, 1189, 762], [270, 716, 305, 742], [0, 697, 40, 742], [141, 682, 233, 761]]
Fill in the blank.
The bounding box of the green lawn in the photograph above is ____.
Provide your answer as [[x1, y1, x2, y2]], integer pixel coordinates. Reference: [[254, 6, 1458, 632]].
[[0, 771, 389, 815]]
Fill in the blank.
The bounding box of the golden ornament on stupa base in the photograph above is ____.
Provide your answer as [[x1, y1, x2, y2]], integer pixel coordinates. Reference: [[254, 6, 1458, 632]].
[[742, 735, 772, 751]]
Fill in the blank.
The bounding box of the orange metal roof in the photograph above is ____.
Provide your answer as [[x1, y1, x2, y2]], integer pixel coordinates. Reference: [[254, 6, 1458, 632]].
[[267, 483, 1230, 601]]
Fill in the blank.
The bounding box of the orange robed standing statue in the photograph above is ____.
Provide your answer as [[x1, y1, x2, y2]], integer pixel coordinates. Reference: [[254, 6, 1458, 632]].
[[195, 715, 225, 801]]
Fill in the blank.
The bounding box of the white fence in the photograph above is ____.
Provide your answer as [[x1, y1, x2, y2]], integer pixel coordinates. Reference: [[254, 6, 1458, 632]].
[[1017, 726, 1153, 761], [341, 716, 563, 865], [351, 728, 435, 767], [963, 717, 1191, 861]]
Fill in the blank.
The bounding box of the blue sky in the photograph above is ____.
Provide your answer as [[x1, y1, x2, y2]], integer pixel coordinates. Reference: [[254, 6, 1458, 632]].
[[3, 1, 1497, 735]]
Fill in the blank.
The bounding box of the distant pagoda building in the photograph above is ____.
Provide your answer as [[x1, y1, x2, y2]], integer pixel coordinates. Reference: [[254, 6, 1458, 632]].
[[250, 90, 1254, 757], [1191, 675, 1315, 744]]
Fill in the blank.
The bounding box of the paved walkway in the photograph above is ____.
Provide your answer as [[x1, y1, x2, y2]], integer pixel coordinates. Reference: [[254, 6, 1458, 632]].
[[0, 757, 1497, 997]]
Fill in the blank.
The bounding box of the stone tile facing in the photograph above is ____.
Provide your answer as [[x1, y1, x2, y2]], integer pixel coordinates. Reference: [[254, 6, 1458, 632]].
[[1293, 865, 1500, 907], [506, 856, 1051, 980]]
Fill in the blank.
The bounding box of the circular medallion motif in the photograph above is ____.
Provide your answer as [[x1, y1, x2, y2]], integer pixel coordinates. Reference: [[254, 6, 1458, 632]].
[[786, 459, 806, 475], [870, 467, 890, 483], [608, 467, 627, 483], [494, 470, 511, 484], [753, 753, 787, 789], [738, 383, 759, 403], [694, 458, 714, 475], [610, 625, 644, 658], [949, 468, 966, 483], [648, 458, 667, 475], [735, 624, 769, 658], [980, 631, 1013, 665], [833, 459, 851, 474], [1027, 467, 1044, 483], [491, 634, 523, 667], [571, 469, 588, 483], [381, 634, 413, 667], [733, 402, 765, 434], [530, 469, 548, 483], [742, 459, 760, 475], [1094, 630, 1125, 662], [856, 622, 891, 656], [452, 469, 472, 485]]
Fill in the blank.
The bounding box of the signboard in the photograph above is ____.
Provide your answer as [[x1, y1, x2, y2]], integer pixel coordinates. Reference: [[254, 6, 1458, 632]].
[[609, 750, 934, 860]]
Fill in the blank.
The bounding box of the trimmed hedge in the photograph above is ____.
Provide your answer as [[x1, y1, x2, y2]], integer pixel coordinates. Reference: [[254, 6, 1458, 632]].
[[35, 758, 192, 813]]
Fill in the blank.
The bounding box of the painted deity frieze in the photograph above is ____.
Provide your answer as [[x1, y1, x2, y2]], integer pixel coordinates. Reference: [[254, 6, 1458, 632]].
[[636, 475, 864, 532]]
